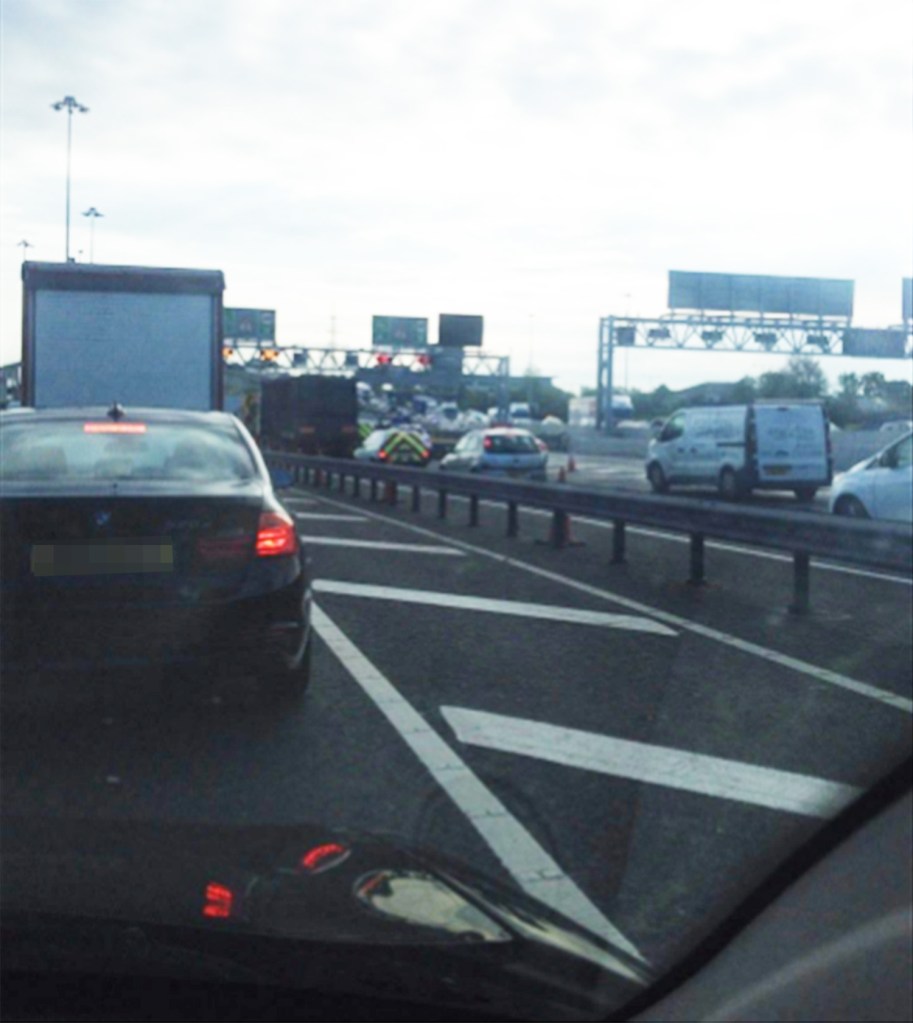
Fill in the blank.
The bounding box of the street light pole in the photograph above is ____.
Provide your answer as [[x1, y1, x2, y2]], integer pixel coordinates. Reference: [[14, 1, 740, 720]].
[[17, 239, 34, 262], [51, 95, 89, 262], [82, 207, 104, 263]]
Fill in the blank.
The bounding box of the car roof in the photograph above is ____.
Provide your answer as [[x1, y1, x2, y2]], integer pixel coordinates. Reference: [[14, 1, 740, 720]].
[[0, 406, 239, 426]]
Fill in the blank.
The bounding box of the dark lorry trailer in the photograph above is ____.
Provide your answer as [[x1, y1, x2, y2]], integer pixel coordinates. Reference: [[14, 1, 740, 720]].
[[259, 375, 359, 458]]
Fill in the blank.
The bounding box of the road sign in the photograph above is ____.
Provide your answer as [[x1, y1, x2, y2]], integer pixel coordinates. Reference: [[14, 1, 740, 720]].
[[224, 308, 275, 342], [439, 314, 483, 348], [668, 271, 854, 318], [372, 316, 428, 348], [843, 328, 907, 359]]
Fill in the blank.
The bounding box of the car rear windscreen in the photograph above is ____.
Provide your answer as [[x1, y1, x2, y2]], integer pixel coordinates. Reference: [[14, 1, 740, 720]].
[[486, 434, 539, 454], [0, 419, 256, 483]]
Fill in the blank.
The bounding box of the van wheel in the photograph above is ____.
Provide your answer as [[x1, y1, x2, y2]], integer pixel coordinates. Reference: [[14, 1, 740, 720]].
[[834, 495, 869, 519], [718, 467, 741, 501], [794, 487, 817, 502], [647, 462, 668, 494]]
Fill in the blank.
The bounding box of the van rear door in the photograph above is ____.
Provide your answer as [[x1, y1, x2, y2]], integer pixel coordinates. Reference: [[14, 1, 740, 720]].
[[752, 404, 830, 485]]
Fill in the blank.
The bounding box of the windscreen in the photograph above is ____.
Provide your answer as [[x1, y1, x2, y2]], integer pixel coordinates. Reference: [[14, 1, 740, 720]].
[[0, 419, 256, 483], [485, 434, 539, 454], [1, 5, 910, 1022]]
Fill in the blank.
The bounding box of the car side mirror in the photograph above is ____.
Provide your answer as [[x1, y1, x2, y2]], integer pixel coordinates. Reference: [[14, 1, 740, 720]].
[[269, 466, 294, 490]]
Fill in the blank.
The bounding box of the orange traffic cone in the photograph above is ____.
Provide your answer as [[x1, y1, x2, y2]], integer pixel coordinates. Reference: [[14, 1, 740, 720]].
[[384, 481, 398, 505], [567, 455, 576, 473], [557, 466, 567, 483]]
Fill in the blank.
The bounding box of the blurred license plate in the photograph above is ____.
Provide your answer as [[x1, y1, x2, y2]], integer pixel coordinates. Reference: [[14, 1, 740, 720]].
[[763, 465, 790, 476], [31, 541, 174, 577]]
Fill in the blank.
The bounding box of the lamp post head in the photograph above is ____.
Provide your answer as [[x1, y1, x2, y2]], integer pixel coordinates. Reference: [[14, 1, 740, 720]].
[[51, 96, 89, 113]]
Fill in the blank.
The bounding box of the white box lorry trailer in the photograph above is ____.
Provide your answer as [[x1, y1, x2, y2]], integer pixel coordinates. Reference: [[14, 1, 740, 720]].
[[21, 262, 225, 410]]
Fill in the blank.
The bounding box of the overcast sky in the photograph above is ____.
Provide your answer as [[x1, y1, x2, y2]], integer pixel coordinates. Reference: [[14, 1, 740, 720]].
[[2, 0, 911, 395]]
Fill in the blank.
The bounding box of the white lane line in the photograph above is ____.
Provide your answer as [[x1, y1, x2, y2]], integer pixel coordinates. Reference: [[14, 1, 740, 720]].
[[304, 492, 913, 714], [312, 604, 648, 974], [448, 496, 912, 587], [297, 536, 464, 556], [314, 579, 676, 637], [283, 497, 319, 507], [292, 512, 368, 522], [443, 707, 863, 819]]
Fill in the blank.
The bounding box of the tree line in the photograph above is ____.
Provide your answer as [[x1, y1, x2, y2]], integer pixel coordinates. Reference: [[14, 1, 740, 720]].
[[623, 357, 911, 428]]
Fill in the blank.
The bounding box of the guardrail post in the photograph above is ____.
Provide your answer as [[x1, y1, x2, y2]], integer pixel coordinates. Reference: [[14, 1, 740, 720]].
[[469, 495, 480, 527], [370, 478, 378, 502], [438, 489, 448, 519], [352, 475, 361, 499], [689, 533, 705, 585], [411, 486, 421, 512], [326, 470, 333, 490], [790, 552, 811, 615], [507, 501, 519, 538], [338, 472, 346, 492], [386, 481, 398, 506], [612, 519, 626, 564], [550, 510, 569, 548]]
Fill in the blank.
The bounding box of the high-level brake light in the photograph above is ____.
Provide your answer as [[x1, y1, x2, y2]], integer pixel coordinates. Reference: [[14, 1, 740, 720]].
[[84, 422, 147, 435]]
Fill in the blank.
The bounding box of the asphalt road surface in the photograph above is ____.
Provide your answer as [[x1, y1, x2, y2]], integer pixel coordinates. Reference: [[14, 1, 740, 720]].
[[539, 452, 834, 513], [2, 480, 910, 973]]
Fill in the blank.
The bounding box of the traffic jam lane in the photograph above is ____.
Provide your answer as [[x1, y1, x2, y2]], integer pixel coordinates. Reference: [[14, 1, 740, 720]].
[[290, 488, 909, 966]]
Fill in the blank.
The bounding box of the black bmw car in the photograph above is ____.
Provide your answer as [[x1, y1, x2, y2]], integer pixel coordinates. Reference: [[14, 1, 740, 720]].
[[0, 405, 311, 706]]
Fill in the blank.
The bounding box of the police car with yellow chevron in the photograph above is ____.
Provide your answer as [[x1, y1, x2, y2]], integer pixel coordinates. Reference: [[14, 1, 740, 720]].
[[353, 427, 432, 467]]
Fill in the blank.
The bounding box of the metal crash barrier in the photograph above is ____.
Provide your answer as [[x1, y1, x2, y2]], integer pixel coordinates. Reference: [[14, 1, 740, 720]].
[[265, 452, 913, 616]]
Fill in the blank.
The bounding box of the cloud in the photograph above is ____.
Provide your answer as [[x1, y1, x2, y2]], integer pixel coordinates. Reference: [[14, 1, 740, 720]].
[[2, 0, 910, 388]]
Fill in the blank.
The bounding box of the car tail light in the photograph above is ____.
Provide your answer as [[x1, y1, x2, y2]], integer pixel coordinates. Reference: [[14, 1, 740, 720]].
[[203, 882, 234, 919], [256, 509, 298, 557], [483, 436, 493, 450], [378, 449, 389, 460]]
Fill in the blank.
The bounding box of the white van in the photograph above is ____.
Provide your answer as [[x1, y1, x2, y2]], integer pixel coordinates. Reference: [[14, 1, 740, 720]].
[[646, 402, 832, 500]]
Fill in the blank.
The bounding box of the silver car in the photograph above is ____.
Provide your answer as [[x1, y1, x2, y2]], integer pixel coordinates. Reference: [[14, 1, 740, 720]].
[[440, 428, 548, 481]]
